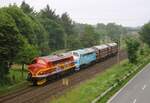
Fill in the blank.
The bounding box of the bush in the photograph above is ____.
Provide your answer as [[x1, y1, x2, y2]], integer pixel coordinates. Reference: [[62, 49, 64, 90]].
[[125, 37, 140, 64]]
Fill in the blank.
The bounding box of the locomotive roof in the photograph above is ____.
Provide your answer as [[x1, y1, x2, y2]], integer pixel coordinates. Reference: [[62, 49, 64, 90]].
[[40, 54, 72, 62], [72, 48, 95, 55], [61, 52, 72, 56], [107, 43, 117, 46], [94, 44, 108, 50], [82, 48, 95, 55]]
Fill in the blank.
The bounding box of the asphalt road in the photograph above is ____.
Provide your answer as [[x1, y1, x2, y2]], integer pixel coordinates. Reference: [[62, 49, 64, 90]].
[[108, 63, 150, 103]]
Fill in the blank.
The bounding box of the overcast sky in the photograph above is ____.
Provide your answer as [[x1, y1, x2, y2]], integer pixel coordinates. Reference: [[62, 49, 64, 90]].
[[0, 0, 150, 27]]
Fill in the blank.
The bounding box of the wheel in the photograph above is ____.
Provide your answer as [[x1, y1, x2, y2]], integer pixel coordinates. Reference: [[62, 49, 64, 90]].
[[32, 80, 38, 86], [75, 67, 80, 71]]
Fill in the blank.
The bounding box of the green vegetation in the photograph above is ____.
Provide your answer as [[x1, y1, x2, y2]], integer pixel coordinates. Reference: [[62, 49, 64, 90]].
[[0, 1, 129, 86], [50, 60, 133, 103], [15, 39, 39, 75], [0, 9, 24, 83], [98, 45, 150, 103], [125, 37, 140, 63], [51, 46, 150, 103], [8, 68, 27, 83], [0, 67, 28, 95], [0, 0, 149, 101], [95, 23, 127, 43], [81, 25, 100, 48], [139, 22, 150, 47]]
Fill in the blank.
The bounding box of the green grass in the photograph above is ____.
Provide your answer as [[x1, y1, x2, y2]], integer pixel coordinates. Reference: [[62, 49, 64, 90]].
[[9, 69, 27, 82], [50, 53, 150, 103], [0, 67, 28, 95], [98, 56, 150, 103], [50, 60, 133, 103]]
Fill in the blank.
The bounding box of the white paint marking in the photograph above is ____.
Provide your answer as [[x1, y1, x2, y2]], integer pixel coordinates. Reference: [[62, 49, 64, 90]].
[[133, 99, 136, 103], [142, 84, 147, 90], [107, 63, 150, 103]]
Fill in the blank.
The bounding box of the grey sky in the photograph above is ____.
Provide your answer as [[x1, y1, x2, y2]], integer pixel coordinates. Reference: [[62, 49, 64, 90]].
[[0, 0, 150, 27]]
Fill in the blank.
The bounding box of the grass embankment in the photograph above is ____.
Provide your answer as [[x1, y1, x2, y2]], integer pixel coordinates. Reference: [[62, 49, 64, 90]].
[[98, 56, 150, 103], [0, 65, 28, 95], [51, 50, 150, 103]]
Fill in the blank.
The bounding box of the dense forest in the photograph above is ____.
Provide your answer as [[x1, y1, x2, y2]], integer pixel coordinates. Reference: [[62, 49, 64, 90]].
[[0, 1, 133, 82]]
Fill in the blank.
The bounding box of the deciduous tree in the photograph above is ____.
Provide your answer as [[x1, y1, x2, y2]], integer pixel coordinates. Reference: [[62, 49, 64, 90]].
[[125, 37, 140, 64], [139, 22, 150, 47], [0, 10, 23, 81]]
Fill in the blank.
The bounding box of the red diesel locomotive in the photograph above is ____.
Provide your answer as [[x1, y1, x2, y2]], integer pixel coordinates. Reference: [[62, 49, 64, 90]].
[[27, 55, 75, 85]]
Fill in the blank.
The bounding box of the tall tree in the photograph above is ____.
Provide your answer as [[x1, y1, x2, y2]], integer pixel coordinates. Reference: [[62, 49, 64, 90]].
[[81, 25, 99, 47], [39, 5, 65, 51], [61, 12, 74, 48], [0, 10, 23, 81], [125, 37, 140, 64], [139, 22, 150, 47], [3, 6, 37, 45], [28, 15, 49, 55], [20, 1, 33, 14], [95, 23, 108, 43], [4, 5, 49, 55], [67, 35, 82, 50], [61, 12, 74, 35], [21, 1, 49, 55], [40, 5, 59, 21], [15, 38, 39, 78], [106, 23, 127, 42]]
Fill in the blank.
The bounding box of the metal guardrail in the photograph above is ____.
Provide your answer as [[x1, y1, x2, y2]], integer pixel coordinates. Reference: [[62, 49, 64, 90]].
[[91, 64, 142, 103]]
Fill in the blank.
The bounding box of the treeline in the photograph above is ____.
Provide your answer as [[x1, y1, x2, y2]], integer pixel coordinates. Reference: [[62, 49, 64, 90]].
[[74, 23, 127, 44], [0, 1, 128, 82]]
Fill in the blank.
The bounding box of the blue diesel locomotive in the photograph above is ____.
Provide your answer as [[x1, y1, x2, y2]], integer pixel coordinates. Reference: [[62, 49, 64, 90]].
[[71, 48, 96, 70]]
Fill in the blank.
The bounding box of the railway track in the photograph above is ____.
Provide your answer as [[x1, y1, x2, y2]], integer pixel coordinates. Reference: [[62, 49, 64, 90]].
[[0, 50, 127, 103]]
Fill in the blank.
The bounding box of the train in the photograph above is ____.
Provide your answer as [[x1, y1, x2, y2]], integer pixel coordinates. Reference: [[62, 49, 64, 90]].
[[27, 43, 118, 85]]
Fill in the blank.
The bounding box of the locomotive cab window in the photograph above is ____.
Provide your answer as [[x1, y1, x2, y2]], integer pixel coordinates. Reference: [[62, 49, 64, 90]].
[[73, 52, 79, 57], [82, 52, 93, 56], [37, 59, 46, 65], [31, 59, 37, 64]]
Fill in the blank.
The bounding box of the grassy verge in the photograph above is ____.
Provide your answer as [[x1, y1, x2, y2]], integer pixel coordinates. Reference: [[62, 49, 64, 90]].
[[98, 56, 150, 103], [0, 67, 28, 95], [50, 54, 150, 103]]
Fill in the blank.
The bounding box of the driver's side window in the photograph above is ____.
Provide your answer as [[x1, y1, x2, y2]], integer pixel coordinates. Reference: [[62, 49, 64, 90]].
[[73, 52, 79, 57]]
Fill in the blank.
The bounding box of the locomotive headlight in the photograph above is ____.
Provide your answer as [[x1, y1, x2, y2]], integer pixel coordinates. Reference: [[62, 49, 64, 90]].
[[38, 71, 44, 75]]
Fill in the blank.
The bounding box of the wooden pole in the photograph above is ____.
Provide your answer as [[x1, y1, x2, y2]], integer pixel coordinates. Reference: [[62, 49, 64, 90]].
[[117, 34, 122, 66], [21, 64, 24, 79]]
